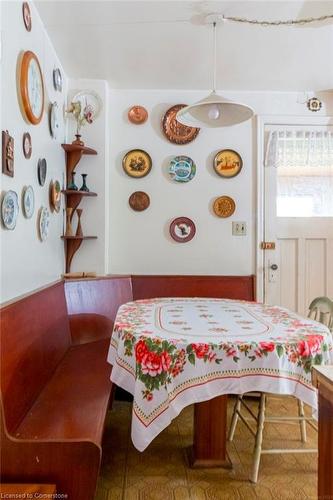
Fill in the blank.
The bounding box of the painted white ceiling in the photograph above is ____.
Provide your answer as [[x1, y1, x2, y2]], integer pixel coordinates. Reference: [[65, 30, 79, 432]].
[[35, 0, 333, 91]]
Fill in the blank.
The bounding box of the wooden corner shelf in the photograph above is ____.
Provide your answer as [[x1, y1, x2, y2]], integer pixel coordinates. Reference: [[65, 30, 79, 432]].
[[61, 143, 97, 182], [61, 190, 97, 219], [61, 142, 98, 273], [61, 236, 98, 274]]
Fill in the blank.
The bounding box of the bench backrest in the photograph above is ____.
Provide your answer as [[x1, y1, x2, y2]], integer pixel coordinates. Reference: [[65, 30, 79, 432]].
[[0, 281, 71, 433], [64, 277, 133, 344], [131, 275, 255, 301]]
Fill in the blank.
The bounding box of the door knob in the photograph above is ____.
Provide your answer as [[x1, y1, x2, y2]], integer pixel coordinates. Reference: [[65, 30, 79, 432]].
[[270, 264, 278, 271]]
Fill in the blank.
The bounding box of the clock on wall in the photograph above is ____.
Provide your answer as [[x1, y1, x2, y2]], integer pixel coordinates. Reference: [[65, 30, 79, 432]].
[[18, 51, 44, 125]]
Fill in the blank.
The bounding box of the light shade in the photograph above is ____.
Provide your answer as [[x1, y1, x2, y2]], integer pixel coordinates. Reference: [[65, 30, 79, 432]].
[[176, 91, 254, 128]]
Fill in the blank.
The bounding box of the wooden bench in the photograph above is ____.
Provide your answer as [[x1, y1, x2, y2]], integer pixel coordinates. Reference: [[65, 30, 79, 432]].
[[0, 278, 132, 500], [1, 274, 254, 500]]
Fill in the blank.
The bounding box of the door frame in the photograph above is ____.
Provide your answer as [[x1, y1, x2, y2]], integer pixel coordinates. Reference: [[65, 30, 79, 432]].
[[256, 114, 332, 303]]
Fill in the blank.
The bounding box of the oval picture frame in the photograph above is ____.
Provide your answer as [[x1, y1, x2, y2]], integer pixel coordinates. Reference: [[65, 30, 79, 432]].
[[19, 51, 45, 125], [214, 149, 243, 178]]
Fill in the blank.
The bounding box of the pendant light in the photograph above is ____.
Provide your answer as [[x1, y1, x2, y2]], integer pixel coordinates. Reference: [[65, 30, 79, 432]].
[[176, 16, 254, 128]]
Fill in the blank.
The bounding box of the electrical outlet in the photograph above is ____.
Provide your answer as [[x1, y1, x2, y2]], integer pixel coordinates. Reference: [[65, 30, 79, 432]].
[[232, 221, 247, 236]]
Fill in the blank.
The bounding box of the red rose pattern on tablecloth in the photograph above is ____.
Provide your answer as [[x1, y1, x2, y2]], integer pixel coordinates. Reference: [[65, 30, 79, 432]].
[[112, 298, 333, 401]]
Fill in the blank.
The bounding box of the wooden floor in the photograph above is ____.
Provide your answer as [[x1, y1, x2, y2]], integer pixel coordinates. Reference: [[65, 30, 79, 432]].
[[96, 397, 317, 499]]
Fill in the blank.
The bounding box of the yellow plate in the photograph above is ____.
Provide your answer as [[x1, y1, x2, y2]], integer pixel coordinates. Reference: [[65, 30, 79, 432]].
[[123, 149, 152, 178], [214, 149, 242, 178], [213, 196, 236, 218]]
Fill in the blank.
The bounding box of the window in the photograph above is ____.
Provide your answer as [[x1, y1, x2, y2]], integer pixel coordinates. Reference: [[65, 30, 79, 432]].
[[266, 129, 333, 217]]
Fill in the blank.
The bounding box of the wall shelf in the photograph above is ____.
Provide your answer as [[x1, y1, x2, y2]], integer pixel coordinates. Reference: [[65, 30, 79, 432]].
[[61, 236, 97, 274], [61, 143, 97, 183], [61, 190, 97, 219], [61, 143, 98, 273]]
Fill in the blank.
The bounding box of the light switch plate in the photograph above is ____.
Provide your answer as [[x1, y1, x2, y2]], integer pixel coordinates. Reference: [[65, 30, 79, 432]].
[[232, 221, 247, 236]]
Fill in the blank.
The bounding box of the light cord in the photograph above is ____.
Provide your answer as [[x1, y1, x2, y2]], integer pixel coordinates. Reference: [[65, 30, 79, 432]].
[[212, 22, 217, 92]]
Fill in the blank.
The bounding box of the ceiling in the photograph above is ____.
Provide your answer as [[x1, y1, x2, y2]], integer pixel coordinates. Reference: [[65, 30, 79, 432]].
[[35, 0, 333, 91]]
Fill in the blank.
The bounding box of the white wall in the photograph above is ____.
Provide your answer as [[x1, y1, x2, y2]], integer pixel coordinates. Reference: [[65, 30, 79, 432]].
[[0, 1, 67, 303], [108, 89, 333, 276]]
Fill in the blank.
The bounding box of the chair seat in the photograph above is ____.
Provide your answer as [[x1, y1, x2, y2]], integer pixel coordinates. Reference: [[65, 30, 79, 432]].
[[15, 338, 111, 444]]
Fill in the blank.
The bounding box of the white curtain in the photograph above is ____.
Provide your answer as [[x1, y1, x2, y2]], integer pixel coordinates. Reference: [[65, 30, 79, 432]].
[[265, 130, 333, 168]]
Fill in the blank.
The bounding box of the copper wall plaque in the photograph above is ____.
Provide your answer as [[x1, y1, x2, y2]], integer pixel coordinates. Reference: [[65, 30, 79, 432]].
[[2, 130, 14, 177], [162, 104, 200, 145], [128, 106, 148, 124], [129, 191, 150, 211], [213, 196, 236, 218]]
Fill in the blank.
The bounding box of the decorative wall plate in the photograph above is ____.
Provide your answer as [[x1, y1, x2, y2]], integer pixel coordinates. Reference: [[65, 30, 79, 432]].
[[23, 132, 32, 159], [72, 90, 102, 121], [37, 158, 47, 186], [169, 217, 196, 243], [129, 191, 150, 211], [162, 104, 200, 145], [307, 97, 322, 112], [2, 130, 14, 177], [38, 206, 50, 241], [49, 102, 59, 139], [22, 2, 32, 31], [214, 149, 243, 178], [19, 51, 44, 125], [128, 106, 148, 124], [53, 68, 62, 92], [50, 180, 61, 213], [213, 196, 236, 218], [123, 149, 152, 178], [169, 156, 196, 183], [22, 185, 35, 218], [2, 191, 19, 230]]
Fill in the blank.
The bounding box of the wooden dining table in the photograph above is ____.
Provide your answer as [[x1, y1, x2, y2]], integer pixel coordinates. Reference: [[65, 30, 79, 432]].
[[107, 297, 333, 467]]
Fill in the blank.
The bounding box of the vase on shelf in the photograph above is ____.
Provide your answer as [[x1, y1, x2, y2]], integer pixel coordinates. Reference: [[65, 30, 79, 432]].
[[68, 171, 78, 191], [72, 134, 84, 146], [80, 174, 89, 192], [76, 208, 83, 237], [65, 208, 74, 236]]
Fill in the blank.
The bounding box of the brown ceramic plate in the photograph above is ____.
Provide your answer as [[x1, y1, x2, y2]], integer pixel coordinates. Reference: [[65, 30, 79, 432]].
[[129, 191, 150, 211], [214, 149, 243, 178], [123, 149, 152, 178], [169, 217, 196, 243], [128, 106, 148, 124], [50, 180, 61, 213], [38, 158, 47, 186], [213, 196, 236, 218], [23, 132, 32, 159], [162, 104, 200, 145], [22, 2, 32, 31]]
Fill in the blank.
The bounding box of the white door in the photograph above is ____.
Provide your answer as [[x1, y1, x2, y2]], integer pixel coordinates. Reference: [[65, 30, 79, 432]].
[[263, 125, 333, 316]]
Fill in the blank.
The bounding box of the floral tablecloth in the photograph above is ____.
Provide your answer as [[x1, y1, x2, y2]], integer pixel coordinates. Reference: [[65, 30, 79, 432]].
[[107, 298, 333, 451]]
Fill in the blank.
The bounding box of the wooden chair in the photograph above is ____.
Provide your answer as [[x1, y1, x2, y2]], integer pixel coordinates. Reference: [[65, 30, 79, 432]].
[[308, 296, 333, 332], [228, 297, 333, 483]]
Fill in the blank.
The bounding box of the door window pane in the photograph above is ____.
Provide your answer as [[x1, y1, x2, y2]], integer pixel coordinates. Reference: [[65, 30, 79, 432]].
[[277, 165, 333, 217]]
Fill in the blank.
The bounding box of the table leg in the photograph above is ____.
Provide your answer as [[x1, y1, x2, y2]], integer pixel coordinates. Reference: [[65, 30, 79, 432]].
[[188, 395, 232, 468]]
